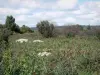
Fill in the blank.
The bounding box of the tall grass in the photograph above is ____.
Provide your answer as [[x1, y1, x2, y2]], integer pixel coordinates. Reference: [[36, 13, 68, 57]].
[[2, 34, 100, 75]]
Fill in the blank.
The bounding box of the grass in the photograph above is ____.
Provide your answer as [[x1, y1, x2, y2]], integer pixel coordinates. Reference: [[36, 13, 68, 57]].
[[2, 33, 100, 75]]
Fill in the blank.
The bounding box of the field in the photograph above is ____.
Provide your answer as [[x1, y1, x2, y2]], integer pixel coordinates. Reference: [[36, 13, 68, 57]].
[[2, 33, 100, 75]]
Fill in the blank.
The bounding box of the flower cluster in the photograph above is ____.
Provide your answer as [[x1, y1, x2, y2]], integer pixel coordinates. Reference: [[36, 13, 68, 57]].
[[38, 52, 51, 56], [16, 39, 28, 43], [33, 40, 44, 43]]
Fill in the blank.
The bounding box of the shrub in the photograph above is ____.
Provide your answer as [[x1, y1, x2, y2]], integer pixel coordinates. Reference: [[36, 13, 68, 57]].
[[87, 25, 91, 30], [20, 25, 33, 34], [14, 24, 20, 33], [96, 33, 100, 40], [0, 26, 11, 75], [1, 28, 12, 42], [66, 32, 75, 38], [0, 26, 11, 62], [37, 20, 55, 38], [95, 29, 100, 40], [63, 25, 83, 38]]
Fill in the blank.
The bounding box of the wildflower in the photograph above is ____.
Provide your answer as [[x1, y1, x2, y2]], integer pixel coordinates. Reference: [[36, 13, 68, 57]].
[[33, 40, 44, 43], [16, 39, 28, 43], [38, 52, 51, 56]]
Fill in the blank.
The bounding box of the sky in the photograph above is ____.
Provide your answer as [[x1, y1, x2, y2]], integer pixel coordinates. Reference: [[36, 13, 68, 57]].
[[0, 0, 100, 27]]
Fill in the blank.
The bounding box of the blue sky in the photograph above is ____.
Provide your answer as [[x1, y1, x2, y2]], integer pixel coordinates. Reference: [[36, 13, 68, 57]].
[[0, 0, 100, 27]]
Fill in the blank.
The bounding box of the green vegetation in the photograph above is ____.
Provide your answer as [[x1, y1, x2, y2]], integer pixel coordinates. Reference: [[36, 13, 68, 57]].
[[20, 25, 33, 34], [37, 20, 55, 38], [5, 15, 20, 33], [0, 25, 11, 75], [0, 24, 11, 61], [0, 16, 34, 75], [2, 34, 100, 75], [66, 32, 75, 38], [0, 15, 100, 75]]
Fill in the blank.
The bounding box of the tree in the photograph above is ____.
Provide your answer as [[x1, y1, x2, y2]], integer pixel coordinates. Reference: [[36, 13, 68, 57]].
[[5, 15, 15, 30], [5, 15, 20, 33], [37, 20, 55, 38]]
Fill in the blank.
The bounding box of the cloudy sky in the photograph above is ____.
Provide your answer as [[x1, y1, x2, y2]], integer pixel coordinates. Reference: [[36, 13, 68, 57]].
[[0, 0, 100, 27]]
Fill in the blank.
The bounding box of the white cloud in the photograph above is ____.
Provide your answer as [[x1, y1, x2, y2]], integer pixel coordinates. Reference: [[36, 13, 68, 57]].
[[55, 0, 77, 9], [9, 0, 78, 10], [9, 0, 40, 8], [0, 20, 2, 23], [78, 13, 97, 19], [16, 15, 26, 21], [12, 0, 100, 26], [65, 17, 76, 23], [52, 17, 77, 25], [0, 0, 100, 26], [14, 11, 67, 26], [72, 1, 100, 25], [90, 18, 100, 25], [73, 1, 100, 15], [33, 11, 66, 20], [0, 8, 29, 15], [73, 10, 83, 15]]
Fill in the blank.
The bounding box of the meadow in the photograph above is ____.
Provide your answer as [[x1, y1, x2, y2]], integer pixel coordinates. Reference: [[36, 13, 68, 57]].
[[2, 32, 100, 75]]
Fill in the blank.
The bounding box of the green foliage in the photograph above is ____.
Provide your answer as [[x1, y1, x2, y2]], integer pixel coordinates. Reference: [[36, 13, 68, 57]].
[[63, 25, 83, 38], [0, 24, 4, 28], [5, 15, 15, 31], [1, 34, 100, 75], [0, 25, 11, 44], [78, 25, 83, 31], [14, 24, 20, 33], [2, 49, 12, 75], [0, 25, 11, 75], [0, 27, 11, 63], [5, 15, 20, 33], [96, 33, 100, 40], [96, 29, 100, 40], [20, 25, 33, 34], [87, 25, 91, 30], [37, 20, 55, 38], [66, 32, 75, 38]]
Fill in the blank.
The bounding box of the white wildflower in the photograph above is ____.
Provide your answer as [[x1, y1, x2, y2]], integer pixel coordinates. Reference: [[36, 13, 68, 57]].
[[45, 52, 51, 56], [38, 52, 51, 57], [16, 39, 28, 43], [33, 40, 44, 43]]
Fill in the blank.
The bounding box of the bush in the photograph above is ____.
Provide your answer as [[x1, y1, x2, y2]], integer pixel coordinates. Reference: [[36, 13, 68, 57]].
[[66, 32, 75, 38], [37, 20, 55, 38], [95, 29, 100, 40], [20, 25, 33, 34], [14, 24, 20, 33], [0, 26, 11, 75], [62, 25, 83, 38], [0, 26, 11, 61], [96, 33, 100, 40]]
